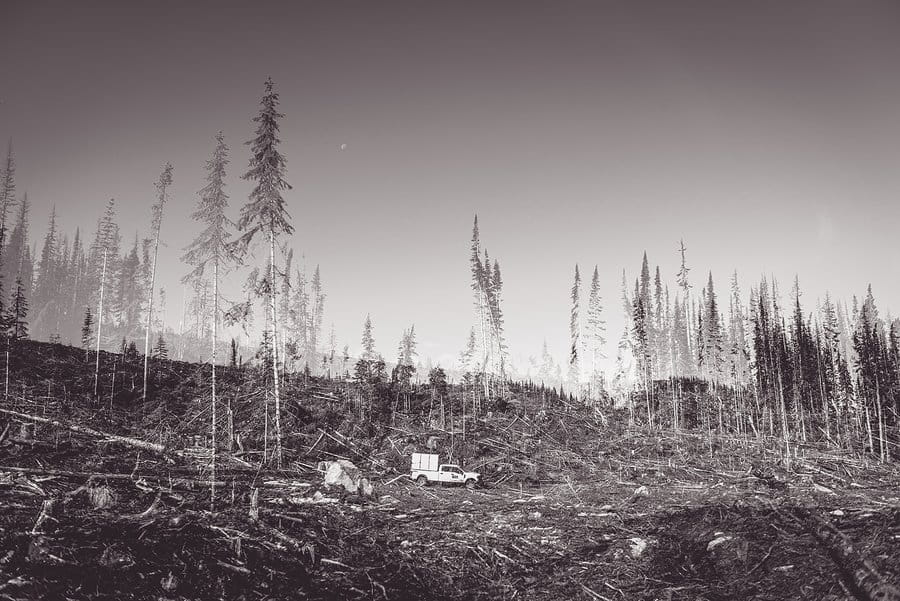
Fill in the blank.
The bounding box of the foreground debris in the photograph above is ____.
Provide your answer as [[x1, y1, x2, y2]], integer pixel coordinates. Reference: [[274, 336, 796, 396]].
[[2, 424, 899, 601]]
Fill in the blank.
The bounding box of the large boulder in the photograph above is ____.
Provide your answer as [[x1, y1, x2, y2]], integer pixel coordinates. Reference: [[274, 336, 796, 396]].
[[323, 460, 374, 496]]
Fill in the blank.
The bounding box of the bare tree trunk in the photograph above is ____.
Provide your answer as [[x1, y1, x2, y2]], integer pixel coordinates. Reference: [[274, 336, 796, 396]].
[[211, 260, 218, 509], [776, 366, 791, 470], [93, 251, 107, 398], [269, 230, 282, 468], [875, 379, 887, 462], [0, 408, 182, 457], [178, 285, 186, 360], [864, 402, 874, 457], [142, 220, 163, 401], [478, 288, 490, 401]]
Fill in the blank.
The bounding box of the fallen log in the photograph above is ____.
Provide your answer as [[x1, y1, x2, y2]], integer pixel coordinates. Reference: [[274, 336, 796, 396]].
[[0, 408, 185, 459]]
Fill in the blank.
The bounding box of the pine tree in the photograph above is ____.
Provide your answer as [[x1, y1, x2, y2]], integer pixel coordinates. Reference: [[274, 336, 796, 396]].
[[142, 163, 173, 401], [233, 79, 294, 467]]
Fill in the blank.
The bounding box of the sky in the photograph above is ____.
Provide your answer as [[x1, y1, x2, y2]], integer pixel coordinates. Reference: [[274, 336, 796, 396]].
[[2, 0, 900, 375]]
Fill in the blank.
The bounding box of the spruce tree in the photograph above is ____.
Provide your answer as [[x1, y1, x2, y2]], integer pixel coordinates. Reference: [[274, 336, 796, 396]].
[[153, 333, 168, 359], [3, 193, 30, 292], [700, 272, 723, 383], [568, 264, 581, 395], [361, 313, 376, 360], [91, 200, 119, 397], [585, 266, 606, 400], [653, 266, 666, 378], [489, 259, 508, 382], [233, 79, 294, 467], [7, 276, 28, 340], [32, 207, 59, 339], [310, 265, 325, 371], [469, 215, 490, 397], [460, 327, 478, 376], [81, 307, 93, 358], [394, 325, 417, 389], [0, 143, 17, 296], [182, 132, 233, 506]]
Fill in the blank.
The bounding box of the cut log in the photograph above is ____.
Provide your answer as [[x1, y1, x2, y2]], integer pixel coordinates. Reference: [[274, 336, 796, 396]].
[[0, 408, 184, 459]]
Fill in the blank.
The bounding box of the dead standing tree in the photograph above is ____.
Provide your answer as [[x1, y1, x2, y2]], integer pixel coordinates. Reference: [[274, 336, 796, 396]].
[[143, 163, 173, 402]]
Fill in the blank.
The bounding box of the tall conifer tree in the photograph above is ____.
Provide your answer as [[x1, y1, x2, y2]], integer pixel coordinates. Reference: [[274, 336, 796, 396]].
[[183, 132, 233, 505], [233, 78, 294, 467]]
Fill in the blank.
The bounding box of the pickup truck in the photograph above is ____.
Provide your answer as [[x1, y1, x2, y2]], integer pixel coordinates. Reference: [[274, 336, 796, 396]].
[[410, 452, 480, 489]]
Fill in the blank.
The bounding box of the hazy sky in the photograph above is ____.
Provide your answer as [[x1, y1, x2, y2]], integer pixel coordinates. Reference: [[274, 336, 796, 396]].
[[3, 1, 900, 374]]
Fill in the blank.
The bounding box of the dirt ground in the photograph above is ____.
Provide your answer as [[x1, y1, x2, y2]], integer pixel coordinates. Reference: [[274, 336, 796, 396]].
[[2, 436, 899, 601]]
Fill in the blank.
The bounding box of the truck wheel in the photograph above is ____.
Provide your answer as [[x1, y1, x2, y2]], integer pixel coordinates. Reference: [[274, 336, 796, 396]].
[[416, 475, 427, 487], [465, 478, 477, 490]]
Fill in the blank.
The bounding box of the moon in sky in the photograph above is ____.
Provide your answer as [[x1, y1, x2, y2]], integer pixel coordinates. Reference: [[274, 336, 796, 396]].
[[339, 143, 347, 151]]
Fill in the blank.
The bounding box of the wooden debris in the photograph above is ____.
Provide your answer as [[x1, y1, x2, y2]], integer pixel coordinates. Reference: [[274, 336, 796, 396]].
[[0, 408, 184, 459]]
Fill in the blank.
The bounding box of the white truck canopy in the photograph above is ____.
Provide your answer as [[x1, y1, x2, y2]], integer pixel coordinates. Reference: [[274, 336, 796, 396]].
[[411, 452, 439, 472]]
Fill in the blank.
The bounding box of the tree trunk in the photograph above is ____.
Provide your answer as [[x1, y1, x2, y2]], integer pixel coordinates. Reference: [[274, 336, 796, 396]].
[[776, 366, 791, 470], [269, 230, 283, 467], [478, 288, 490, 401], [93, 252, 107, 398], [211, 259, 218, 509], [142, 219, 163, 401], [875, 379, 887, 462], [0, 408, 183, 457]]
